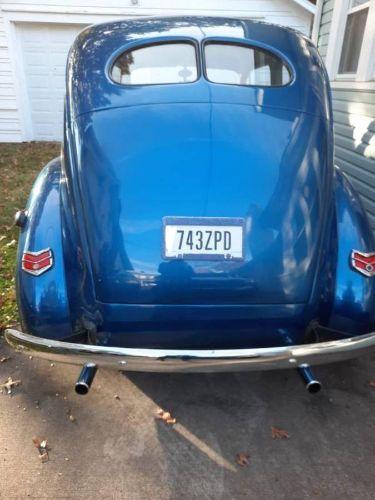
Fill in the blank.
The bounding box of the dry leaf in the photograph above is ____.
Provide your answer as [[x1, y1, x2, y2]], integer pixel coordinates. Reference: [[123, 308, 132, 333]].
[[368, 381, 375, 388], [32, 437, 41, 448], [236, 453, 250, 467], [39, 451, 49, 463], [271, 427, 290, 439], [0, 377, 21, 394], [155, 408, 176, 425], [32, 437, 50, 463]]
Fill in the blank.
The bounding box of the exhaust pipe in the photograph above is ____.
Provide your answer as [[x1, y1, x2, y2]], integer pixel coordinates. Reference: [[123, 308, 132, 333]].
[[298, 364, 321, 394], [75, 363, 97, 395]]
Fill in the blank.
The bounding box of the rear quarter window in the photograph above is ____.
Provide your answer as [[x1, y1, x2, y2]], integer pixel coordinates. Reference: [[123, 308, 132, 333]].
[[204, 42, 291, 87], [111, 42, 198, 85]]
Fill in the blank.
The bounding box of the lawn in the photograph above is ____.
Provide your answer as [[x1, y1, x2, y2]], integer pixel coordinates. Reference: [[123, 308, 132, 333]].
[[0, 142, 60, 331]]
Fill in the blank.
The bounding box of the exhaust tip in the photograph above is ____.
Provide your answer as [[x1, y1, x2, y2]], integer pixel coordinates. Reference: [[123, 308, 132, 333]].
[[75, 363, 97, 395], [75, 382, 90, 395], [298, 364, 321, 395], [306, 380, 322, 394]]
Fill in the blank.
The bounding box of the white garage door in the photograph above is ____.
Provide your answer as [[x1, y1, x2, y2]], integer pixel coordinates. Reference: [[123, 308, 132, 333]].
[[18, 23, 86, 141]]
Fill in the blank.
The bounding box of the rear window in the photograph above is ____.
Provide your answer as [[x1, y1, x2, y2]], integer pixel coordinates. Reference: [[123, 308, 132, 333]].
[[111, 42, 198, 85], [204, 42, 291, 86]]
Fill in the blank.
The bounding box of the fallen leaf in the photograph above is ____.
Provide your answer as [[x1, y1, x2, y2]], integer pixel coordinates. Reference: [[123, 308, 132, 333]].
[[236, 453, 250, 467], [155, 408, 176, 425], [0, 377, 21, 395], [39, 451, 49, 463], [32, 437, 41, 448], [32, 437, 50, 463], [368, 381, 375, 388], [271, 427, 290, 439]]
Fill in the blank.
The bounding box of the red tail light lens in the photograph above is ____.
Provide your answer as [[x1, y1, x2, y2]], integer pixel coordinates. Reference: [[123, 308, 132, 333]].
[[22, 249, 53, 276], [351, 251, 375, 277]]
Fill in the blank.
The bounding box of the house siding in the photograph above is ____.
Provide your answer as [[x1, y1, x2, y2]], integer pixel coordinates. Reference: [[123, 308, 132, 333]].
[[318, 0, 375, 237], [0, 1, 312, 33], [0, 9, 22, 141], [317, 0, 334, 59], [333, 89, 375, 233]]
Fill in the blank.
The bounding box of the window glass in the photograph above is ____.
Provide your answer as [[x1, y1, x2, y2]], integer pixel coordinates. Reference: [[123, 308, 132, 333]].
[[350, 0, 368, 7], [204, 43, 291, 86], [111, 43, 198, 85], [338, 7, 369, 74]]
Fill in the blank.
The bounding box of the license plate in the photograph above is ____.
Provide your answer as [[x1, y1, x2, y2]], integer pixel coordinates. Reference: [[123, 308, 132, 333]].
[[163, 217, 244, 260]]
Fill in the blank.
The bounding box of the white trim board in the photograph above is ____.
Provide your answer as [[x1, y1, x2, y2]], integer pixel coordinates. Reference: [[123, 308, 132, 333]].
[[325, 0, 375, 83]]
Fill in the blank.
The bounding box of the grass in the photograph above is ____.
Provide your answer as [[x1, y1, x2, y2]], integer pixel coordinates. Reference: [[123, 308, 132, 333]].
[[0, 142, 60, 331]]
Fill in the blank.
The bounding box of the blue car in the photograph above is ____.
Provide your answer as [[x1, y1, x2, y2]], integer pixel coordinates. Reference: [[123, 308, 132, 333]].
[[5, 17, 375, 394]]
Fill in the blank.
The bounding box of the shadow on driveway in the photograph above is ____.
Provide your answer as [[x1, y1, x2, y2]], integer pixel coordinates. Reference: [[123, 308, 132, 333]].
[[0, 338, 374, 499]]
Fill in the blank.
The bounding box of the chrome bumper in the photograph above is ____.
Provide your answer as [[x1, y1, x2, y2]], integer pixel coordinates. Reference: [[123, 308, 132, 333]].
[[4, 328, 375, 372]]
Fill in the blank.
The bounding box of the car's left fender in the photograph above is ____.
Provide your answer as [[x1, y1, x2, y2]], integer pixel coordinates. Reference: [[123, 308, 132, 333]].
[[16, 157, 72, 339]]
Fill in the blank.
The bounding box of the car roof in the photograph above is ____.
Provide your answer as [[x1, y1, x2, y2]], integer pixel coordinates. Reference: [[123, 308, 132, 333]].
[[76, 16, 303, 44], [67, 16, 330, 120]]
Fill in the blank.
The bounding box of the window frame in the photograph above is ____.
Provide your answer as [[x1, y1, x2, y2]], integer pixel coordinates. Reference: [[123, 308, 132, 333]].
[[108, 39, 200, 87], [202, 39, 293, 89], [325, 0, 375, 86]]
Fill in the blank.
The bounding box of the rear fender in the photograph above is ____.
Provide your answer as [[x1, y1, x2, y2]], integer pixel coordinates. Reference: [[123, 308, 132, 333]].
[[329, 167, 375, 333], [16, 158, 72, 339]]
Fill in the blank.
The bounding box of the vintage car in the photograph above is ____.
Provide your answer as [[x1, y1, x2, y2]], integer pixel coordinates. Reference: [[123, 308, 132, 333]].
[[4, 17, 375, 395]]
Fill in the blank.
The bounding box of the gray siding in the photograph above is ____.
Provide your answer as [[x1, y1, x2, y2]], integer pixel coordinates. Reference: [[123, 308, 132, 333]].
[[333, 89, 375, 234], [317, 0, 375, 237], [317, 0, 334, 60]]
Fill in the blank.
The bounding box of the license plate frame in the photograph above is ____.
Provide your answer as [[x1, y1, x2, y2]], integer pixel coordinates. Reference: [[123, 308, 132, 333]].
[[162, 217, 245, 261]]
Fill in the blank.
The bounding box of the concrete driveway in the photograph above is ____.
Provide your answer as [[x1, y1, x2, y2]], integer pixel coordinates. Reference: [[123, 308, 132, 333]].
[[0, 337, 374, 499]]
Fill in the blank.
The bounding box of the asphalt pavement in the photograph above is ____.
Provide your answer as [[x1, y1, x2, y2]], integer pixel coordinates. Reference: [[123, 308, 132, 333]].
[[0, 338, 374, 499]]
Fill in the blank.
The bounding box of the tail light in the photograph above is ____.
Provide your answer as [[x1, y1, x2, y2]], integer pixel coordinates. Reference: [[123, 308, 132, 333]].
[[351, 251, 375, 277], [22, 249, 53, 276]]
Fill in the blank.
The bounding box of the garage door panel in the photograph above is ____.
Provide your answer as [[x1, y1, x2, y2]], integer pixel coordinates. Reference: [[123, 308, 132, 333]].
[[31, 99, 51, 112], [18, 22, 86, 140]]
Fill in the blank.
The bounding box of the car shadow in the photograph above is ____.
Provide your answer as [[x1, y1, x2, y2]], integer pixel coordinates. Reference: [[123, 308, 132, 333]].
[[1, 338, 374, 499]]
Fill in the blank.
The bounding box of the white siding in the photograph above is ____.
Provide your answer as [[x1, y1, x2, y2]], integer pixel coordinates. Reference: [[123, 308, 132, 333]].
[[0, 9, 22, 141], [1, 1, 312, 33]]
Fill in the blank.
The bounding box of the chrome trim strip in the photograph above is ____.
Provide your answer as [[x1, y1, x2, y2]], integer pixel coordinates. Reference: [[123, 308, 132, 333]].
[[4, 328, 375, 373]]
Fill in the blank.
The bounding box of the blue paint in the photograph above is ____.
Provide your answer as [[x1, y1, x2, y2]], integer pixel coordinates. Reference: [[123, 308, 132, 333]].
[[16, 17, 374, 348]]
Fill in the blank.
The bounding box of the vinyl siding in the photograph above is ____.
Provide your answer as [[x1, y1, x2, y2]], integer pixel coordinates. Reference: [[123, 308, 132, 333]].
[[317, 0, 375, 237], [333, 89, 375, 235], [0, 10, 22, 141], [317, 0, 334, 60], [0, 1, 312, 34]]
